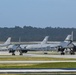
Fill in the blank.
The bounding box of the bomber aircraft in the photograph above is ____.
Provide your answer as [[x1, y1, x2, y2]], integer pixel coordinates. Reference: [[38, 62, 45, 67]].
[[8, 36, 49, 55]]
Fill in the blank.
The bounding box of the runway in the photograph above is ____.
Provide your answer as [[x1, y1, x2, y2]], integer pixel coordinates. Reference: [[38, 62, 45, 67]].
[[0, 68, 76, 73], [0, 51, 76, 59], [24, 54, 76, 58]]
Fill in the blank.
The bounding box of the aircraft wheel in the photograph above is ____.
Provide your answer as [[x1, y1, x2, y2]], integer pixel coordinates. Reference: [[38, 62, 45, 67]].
[[70, 50, 75, 55], [44, 52, 48, 54], [70, 52, 75, 55], [12, 53, 15, 55], [19, 51, 23, 55], [19, 53, 23, 55], [61, 52, 65, 55]]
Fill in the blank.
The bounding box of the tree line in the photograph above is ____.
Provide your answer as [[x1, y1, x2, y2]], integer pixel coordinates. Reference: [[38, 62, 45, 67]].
[[0, 26, 76, 42]]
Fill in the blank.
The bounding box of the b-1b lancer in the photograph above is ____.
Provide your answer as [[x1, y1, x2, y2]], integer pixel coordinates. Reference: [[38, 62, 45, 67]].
[[8, 36, 49, 55]]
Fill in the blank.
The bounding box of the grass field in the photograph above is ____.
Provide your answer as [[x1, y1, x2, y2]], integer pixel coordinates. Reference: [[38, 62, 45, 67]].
[[0, 56, 75, 61], [0, 62, 76, 68], [0, 56, 75, 68]]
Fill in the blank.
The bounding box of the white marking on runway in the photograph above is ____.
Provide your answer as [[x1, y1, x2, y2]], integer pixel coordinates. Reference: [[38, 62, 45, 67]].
[[0, 61, 76, 64], [0, 69, 76, 73]]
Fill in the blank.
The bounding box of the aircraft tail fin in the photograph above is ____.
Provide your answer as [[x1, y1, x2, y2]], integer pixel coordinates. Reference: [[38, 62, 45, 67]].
[[41, 36, 49, 44], [71, 31, 73, 42], [4, 37, 11, 45], [64, 31, 73, 42]]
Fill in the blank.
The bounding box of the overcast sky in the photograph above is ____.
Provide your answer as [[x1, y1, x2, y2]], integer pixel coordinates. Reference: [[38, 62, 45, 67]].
[[0, 0, 76, 28]]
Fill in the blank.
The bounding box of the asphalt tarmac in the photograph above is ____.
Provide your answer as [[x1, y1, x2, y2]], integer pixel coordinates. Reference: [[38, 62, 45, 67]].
[[0, 51, 76, 59]]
